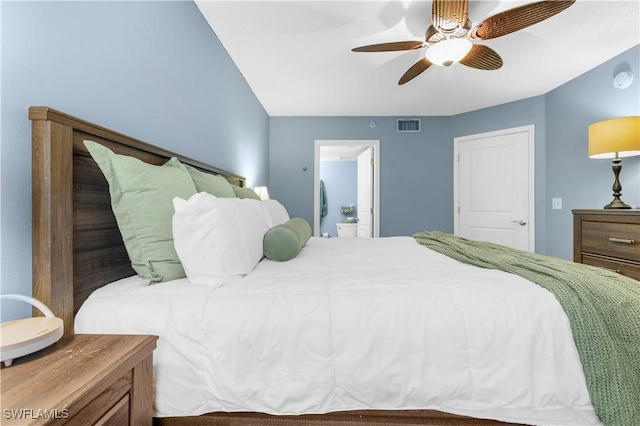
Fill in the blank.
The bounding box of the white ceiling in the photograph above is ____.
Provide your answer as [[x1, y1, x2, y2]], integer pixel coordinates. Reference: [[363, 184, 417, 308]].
[[196, 1, 640, 117]]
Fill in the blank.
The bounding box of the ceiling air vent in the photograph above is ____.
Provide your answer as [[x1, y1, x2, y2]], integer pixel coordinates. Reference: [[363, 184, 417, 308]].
[[397, 118, 421, 133]]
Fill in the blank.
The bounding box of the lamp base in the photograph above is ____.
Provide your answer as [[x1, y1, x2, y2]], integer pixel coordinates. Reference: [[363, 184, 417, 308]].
[[604, 197, 631, 209], [603, 157, 632, 209]]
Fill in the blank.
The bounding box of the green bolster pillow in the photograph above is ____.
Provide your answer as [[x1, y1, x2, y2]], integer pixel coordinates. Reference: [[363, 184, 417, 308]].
[[263, 218, 312, 261]]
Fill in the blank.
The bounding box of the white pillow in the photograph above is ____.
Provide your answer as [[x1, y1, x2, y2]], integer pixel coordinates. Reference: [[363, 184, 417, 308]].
[[262, 199, 290, 227], [172, 192, 271, 287]]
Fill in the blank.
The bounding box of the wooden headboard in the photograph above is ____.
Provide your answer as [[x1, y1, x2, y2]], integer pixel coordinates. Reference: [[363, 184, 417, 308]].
[[30, 106, 245, 336]]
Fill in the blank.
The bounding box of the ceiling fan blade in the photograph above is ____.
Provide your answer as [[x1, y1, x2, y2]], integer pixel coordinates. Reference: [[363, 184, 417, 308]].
[[459, 44, 503, 70], [398, 58, 433, 85], [471, 0, 575, 40], [432, 0, 469, 34], [352, 41, 424, 53]]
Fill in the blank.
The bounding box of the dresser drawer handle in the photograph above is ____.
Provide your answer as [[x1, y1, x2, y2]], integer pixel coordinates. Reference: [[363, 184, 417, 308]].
[[608, 237, 635, 244], [599, 266, 621, 274]]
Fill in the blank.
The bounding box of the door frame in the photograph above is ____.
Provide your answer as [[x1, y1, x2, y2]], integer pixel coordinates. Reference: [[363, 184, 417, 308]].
[[314, 140, 380, 237], [356, 147, 374, 238], [453, 125, 535, 252]]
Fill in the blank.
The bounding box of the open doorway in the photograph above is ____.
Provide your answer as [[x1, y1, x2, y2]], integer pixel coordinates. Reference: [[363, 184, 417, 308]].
[[314, 140, 380, 237]]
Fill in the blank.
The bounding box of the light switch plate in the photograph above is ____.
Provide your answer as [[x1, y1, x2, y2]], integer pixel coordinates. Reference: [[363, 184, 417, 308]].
[[552, 198, 562, 210]]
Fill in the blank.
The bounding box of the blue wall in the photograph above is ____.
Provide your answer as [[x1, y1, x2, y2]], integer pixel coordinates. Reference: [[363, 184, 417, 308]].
[[270, 45, 639, 260], [0, 1, 269, 321], [320, 161, 357, 237], [270, 116, 454, 237], [544, 46, 640, 259]]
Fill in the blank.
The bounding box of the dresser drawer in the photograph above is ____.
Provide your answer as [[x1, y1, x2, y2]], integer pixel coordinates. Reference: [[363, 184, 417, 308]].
[[582, 254, 640, 281], [581, 221, 640, 262]]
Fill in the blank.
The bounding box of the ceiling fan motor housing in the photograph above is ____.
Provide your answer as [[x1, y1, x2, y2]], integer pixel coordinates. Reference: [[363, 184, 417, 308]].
[[432, 0, 469, 34]]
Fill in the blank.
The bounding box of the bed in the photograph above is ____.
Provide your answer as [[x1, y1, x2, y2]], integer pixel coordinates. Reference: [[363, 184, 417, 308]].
[[29, 107, 639, 426]]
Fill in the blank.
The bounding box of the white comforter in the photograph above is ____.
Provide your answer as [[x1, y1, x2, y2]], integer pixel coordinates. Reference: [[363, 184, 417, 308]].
[[75, 236, 600, 425]]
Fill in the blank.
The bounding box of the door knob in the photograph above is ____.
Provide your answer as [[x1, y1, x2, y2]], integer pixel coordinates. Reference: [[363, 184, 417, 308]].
[[511, 220, 527, 226]]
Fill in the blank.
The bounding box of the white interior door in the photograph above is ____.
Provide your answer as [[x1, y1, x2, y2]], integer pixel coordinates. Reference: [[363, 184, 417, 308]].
[[357, 147, 373, 238], [454, 126, 535, 252]]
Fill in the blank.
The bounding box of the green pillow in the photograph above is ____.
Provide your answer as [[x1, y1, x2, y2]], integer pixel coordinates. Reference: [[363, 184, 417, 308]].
[[184, 164, 236, 198], [84, 140, 197, 282], [232, 185, 261, 200], [263, 218, 312, 261]]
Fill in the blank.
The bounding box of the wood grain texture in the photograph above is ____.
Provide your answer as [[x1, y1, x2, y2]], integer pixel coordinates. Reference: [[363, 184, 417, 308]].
[[95, 395, 130, 426], [131, 353, 155, 425], [154, 410, 523, 426], [65, 374, 131, 426], [581, 221, 640, 262], [573, 209, 640, 280], [0, 334, 157, 425], [29, 106, 246, 336], [31, 119, 74, 332]]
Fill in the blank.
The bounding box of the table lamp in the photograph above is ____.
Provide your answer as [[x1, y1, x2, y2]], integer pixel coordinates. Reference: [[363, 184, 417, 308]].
[[588, 116, 640, 209]]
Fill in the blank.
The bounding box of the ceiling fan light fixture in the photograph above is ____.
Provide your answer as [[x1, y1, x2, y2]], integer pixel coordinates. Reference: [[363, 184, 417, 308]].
[[425, 38, 472, 66]]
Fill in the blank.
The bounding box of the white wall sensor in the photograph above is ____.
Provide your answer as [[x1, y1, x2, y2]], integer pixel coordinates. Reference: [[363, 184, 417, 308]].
[[613, 70, 633, 89]]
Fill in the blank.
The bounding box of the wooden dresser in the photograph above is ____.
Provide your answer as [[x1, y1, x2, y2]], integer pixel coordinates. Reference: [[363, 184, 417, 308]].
[[573, 209, 640, 281], [1, 334, 157, 425]]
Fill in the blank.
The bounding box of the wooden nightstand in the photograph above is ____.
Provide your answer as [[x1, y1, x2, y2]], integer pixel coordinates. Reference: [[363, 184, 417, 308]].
[[1, 334, 157, 425], [573, 209, 640, 281]]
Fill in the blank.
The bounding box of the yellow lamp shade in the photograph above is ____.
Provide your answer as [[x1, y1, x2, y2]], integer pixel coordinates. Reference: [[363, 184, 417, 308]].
[[588, 116, 640, 159]]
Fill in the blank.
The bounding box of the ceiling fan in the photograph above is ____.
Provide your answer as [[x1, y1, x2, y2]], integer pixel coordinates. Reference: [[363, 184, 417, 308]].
[[352, 0, 575, 85]]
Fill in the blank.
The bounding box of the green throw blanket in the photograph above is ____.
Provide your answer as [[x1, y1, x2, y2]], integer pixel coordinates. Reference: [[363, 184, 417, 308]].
[[413, 231, 640, 426]]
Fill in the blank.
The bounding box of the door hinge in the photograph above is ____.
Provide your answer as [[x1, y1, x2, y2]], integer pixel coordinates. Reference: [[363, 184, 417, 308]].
[[371, 158, 374, 166], [457, 206, 460, 214], [457, 153, 460, 162]]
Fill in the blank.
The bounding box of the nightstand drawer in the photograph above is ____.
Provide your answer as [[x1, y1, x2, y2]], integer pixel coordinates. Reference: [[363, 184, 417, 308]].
[[95, 394, 129, 426], [66, 372, 132, 426], [582, 254, 640, 281], [581, 221, 640, 262], [1, 334, 156, 426]]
